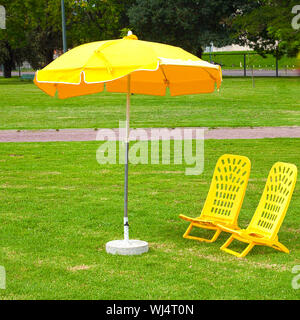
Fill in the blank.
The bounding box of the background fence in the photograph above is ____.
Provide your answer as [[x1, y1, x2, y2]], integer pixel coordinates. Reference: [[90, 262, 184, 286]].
[[201, 52, 299, 77]]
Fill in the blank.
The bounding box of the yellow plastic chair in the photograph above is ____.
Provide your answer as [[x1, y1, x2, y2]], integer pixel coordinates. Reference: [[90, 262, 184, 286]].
[[179, 154, 251, 242], [219, 162, 297, 258]]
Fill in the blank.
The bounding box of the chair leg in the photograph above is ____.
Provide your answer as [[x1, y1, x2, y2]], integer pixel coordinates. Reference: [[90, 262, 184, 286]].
[[271, 241, 290, 254], [240, 242, 255, 258], [183, 222, 221, 243], [183, 222, 194, 239], [220, 235, 255, 258]]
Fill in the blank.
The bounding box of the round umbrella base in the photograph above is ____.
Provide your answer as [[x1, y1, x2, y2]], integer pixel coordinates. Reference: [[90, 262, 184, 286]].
[[106, 239, 149, 255]]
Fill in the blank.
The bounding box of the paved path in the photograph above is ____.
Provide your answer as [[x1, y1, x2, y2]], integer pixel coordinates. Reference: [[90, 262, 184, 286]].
[[223, 69, 299, 77], [1, 69, 299, 78], [0, 126, 300, 143]]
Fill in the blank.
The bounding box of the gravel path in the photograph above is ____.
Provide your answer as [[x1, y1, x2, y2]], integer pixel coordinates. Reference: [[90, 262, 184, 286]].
[[0, 126, 300, 143]]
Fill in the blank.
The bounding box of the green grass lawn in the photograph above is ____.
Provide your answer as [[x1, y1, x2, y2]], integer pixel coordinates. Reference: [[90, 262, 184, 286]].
[[0, 77, 299, 130], [0, 138, 300, 300]]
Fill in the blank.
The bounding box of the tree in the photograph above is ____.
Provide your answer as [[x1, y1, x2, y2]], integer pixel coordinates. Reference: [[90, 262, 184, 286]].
[[127, 0, 251, 57], [0, 0, 130, 77], [0, 0, 64, 77], [68, 0, 130, 46], [0, 1, 29, 77], [25, 0, 75, 67], [232, 0, 300, 57]]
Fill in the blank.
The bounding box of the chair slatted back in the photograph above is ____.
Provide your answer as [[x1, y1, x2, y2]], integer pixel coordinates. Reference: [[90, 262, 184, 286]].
[[201, 154, 251, 227], [247, 162, 297, 239]]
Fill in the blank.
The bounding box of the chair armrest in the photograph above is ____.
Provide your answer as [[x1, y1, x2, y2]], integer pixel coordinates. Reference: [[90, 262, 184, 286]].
[[215, 223, 241, 235], [179, 214, 194, 222]]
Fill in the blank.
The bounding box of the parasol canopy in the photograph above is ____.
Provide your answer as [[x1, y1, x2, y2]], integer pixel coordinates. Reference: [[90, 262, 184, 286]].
[[34, 32, 222, 255], [34, 33, 222, 99]]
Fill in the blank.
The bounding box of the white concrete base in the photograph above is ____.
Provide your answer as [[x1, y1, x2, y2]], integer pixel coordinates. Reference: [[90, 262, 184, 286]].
[[106, 239, 149, 255]]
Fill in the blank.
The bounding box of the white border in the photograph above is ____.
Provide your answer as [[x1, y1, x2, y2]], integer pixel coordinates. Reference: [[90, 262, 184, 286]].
[[159, 57, 220, 69]]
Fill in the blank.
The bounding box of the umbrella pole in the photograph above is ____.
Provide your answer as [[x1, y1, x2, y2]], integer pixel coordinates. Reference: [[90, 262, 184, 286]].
[[106, 74, 148, 255], [124, 74, 131, 241]]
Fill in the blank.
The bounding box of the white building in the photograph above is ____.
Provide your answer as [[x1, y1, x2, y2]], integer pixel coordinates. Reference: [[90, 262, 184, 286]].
[[205, 44, 253, 53]]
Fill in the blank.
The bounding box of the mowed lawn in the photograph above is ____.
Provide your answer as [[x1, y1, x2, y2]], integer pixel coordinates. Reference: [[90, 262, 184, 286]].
[[0, 139, 300, 300], [0, 77, 299, 130]]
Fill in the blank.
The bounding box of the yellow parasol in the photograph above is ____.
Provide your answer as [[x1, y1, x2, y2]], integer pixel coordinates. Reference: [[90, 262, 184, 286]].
[[34, 32, 222, 255]]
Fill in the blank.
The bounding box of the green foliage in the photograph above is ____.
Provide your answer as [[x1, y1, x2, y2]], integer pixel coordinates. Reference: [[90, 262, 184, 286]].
[[0, 1, 28, 76], [0, 0, 130, 75], [68, 0, 130, 45], [232, 0, 300, 57], [127, 0, 252, 56], [1, 0, 298, 76], [0, 0, 65, 75]]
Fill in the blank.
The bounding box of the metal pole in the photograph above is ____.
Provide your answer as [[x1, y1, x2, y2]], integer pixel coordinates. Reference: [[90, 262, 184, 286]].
[[275, 55, 279, 77], [61, 0, 67, 53], [124, 75, 131, 241], [244, 54, 246, 77]]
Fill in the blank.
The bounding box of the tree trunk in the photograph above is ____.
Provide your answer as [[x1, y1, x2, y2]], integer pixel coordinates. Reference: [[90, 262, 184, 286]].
[[2, 41, 14, 78], [196, 47, 203, 59], [44, 48, 54, 66], [3, 61, 12, 78]]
